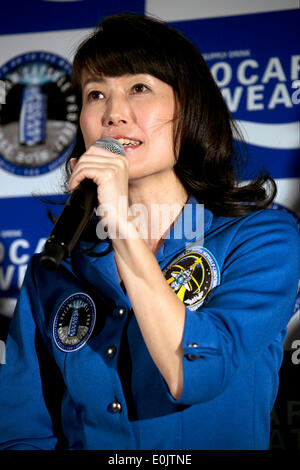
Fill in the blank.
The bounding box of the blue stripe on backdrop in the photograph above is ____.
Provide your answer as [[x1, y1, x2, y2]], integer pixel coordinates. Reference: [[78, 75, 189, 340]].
[[171, 9, 300, 180], [0, 0, 145, 35], [241, 145, 300, 180]]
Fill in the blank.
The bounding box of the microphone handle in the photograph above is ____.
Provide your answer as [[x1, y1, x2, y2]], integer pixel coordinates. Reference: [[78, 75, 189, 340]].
[[39, 137, 125, 270], [39, 180, 97, 270]]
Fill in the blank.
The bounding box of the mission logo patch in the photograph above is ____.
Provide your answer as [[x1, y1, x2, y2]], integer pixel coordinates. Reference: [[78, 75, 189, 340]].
[[53, 293, 96, 352], [163, 246, 220, 310]]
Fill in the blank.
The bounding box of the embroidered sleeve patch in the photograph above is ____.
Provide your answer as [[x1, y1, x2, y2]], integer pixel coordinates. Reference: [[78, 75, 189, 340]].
[[163, 247, 220, 310]]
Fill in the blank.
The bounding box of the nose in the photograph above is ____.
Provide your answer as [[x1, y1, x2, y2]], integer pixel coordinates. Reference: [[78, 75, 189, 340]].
[[102, 94, 130, 127], [107, 117, 127, 126]]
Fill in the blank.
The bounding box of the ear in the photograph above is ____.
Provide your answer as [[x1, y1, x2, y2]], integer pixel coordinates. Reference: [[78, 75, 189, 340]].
[[70, 158, 78, 172]]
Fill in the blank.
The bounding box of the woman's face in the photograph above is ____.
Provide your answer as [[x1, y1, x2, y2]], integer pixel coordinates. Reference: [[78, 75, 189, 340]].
[[80, 72, 177, 182]]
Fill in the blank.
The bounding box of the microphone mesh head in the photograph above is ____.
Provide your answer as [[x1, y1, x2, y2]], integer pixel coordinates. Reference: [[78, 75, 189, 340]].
[[94, 137, 126, 156]]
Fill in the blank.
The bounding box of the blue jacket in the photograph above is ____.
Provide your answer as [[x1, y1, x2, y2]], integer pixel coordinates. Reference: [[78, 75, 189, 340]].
[[0, 196, 299, 450]]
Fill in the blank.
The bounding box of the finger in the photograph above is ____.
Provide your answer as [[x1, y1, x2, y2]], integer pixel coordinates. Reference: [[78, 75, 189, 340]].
[[69, 165, 118, 190], [75, 154, 129, 171], [70, 161, 121, 180]]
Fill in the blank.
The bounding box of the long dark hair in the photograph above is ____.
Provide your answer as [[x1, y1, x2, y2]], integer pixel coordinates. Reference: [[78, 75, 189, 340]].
[[68, 12, 276, 217]]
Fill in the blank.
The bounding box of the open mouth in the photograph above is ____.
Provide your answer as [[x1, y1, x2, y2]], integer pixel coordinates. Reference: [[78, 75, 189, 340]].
[[117, 138, 142, 148]]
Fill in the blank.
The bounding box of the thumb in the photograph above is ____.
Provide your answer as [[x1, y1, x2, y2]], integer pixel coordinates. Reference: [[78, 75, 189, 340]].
[[69, 158, 78, 172]]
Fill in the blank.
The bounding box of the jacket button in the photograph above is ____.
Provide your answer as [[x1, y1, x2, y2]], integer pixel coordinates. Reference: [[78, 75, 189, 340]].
[[186, 342, 200, 361], [107, 345, 117, 358], [186, 354, 201, 361], [118, 307, 126, 317], [109, 401, 122, 413]]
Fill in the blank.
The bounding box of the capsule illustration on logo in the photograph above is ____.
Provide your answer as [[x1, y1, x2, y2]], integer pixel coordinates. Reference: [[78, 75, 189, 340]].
[[19, 85, 47, 146]]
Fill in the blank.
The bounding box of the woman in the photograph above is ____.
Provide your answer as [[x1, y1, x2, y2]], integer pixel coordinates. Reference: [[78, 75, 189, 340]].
[[0, 13, 299, 451]]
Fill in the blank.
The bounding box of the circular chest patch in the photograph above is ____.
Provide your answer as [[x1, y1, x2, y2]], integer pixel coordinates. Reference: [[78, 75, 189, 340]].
[[163, 247, 220, 311], [53, 293, 96, 352]]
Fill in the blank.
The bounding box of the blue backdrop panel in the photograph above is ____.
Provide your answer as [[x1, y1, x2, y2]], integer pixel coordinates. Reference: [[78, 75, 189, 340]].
[[0, 195, 66, 313], [171, 9, 300, 180], [0, 0, 145, 34]]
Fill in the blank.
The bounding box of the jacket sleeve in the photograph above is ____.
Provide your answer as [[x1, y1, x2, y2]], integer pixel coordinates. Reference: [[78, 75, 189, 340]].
[[162, 209, 300, 405], [0, 257, 60, 450]]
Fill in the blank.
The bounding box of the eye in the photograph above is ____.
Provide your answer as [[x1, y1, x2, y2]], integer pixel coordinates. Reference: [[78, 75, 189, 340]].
[[131, 83, 150, 94], [87, 90, 104, 102]]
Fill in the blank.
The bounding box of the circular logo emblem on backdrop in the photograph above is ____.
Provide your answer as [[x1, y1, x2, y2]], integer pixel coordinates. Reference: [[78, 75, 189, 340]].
[[53, 293, 96, 352], [0, 51, 78, 176], [163, 247, 220, 311]]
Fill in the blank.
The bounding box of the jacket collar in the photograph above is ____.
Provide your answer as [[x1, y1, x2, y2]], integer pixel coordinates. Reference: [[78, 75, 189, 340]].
[[155, 194, 213, 262]]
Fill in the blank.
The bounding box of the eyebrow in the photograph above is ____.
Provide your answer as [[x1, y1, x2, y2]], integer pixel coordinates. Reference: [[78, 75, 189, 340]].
[[82, 77, 106, 88], [81, 73, 145, 89]]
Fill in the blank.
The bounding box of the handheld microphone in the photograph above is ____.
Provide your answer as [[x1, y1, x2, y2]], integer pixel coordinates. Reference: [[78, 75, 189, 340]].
[[39, 137, 126, 270]]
